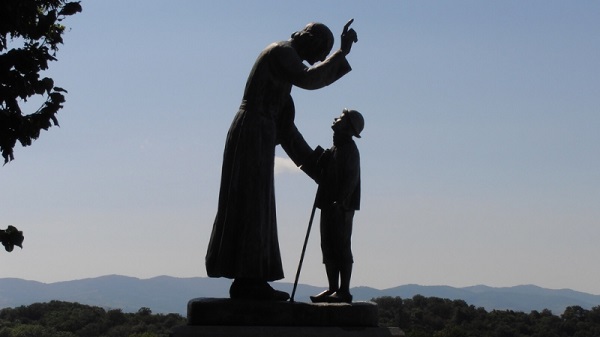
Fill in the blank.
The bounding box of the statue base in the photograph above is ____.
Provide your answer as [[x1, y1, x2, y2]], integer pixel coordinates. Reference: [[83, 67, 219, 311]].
[[171, 325, 403, 337], [170, 298, 404, 337]]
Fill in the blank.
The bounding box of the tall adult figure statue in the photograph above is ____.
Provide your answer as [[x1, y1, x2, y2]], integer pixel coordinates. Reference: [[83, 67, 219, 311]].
[[206, 20, 358, 301]]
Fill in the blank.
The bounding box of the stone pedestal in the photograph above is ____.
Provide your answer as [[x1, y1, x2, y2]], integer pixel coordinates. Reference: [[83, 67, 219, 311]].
[[172, 325, 403, 337], [171, 298, 404, 337]]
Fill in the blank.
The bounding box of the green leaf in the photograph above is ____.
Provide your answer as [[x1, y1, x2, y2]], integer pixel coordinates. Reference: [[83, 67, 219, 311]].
[[41, 77, 55, 93]]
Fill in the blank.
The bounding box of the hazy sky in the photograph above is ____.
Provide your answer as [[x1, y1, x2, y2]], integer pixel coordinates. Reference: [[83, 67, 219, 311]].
[[3, 1, 600, 296]]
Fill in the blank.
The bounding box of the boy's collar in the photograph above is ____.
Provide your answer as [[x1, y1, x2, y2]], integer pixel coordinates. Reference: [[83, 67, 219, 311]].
[[333, 132, 353, 146]]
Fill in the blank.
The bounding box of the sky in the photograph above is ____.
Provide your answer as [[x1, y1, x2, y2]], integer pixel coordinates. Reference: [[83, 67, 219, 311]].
[[2, 1, 600, 296]]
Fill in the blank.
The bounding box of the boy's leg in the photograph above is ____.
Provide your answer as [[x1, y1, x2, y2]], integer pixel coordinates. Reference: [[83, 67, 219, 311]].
[[326, 263, 340, 292], [311, 208, 339, 303], [339, 263, 352, 294], [328, 210, 354, 303], [310, 263, 339, 302]]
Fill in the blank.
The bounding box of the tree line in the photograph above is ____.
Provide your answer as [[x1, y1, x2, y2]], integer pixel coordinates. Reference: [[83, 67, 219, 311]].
[[374, 295, 600, 337], [0, 301, 185, 337], [2, 296, 600, 337]]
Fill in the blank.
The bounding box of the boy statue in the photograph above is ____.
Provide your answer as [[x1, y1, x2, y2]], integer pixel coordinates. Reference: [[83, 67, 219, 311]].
[[311, 109, 364, 304]]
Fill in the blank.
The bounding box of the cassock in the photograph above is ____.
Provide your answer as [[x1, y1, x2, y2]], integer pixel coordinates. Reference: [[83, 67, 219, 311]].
[[206, 40, 351, 281]]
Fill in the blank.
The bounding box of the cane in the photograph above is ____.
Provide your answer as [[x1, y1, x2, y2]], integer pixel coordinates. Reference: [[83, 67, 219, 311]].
[[290, 194, 318, 302]]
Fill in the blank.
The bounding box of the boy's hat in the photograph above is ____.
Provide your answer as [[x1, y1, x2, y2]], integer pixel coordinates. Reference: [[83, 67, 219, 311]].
[[344, 109, 364, 138]]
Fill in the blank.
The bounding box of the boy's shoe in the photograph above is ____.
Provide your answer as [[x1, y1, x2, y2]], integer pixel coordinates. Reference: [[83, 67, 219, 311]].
[[327, 291, 353, 303], [310, 289, 336, 303]]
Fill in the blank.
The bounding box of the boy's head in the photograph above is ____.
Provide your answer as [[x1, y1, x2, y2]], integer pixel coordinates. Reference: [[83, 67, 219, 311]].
[[332, 109, 364, 138]]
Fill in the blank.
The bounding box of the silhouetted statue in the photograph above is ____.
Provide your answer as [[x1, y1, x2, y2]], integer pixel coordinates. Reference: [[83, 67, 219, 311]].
[[310, 109, 363, 304], [206, 20, 358, 301]]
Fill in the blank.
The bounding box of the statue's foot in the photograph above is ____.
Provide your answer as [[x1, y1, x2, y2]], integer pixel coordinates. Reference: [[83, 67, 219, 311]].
[[326, 291, 353, 303], [310, 289, 336, 303], [230, 279, 290, 301], [270, 287, 291, 301]]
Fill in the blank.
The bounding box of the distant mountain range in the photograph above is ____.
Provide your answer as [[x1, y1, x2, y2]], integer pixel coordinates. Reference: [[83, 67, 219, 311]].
[[1, 275, 599, 316]]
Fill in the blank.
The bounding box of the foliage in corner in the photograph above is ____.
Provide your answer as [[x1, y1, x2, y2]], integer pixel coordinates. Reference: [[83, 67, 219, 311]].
[[0, 0, 82, 164]]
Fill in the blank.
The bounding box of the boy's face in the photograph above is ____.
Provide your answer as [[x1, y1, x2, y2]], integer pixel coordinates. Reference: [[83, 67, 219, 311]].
[[331, 111, 353, 136]]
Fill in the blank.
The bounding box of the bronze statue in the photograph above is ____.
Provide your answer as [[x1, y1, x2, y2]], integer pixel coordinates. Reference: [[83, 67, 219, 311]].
[[206, 21, 358, 301], [310, 109, 363, 304]]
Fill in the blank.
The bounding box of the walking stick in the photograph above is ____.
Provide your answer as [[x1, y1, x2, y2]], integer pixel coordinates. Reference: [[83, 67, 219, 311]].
[[290, 194, 318, 302]]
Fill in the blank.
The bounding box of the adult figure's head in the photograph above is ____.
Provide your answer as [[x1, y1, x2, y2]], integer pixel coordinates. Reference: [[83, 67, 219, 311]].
[[291, 22, 334, 65]]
